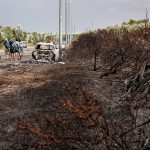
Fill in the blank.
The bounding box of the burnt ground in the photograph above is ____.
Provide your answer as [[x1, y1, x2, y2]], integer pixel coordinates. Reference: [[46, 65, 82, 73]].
[[0, 60, 149, 149]]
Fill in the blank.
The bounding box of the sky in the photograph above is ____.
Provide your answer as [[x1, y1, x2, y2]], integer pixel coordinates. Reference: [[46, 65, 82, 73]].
[[0, 0, 150, 33]]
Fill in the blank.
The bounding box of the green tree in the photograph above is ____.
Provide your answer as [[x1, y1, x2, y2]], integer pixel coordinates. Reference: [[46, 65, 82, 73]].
[[32, 32, 39, 43], [2, 26, 13, 40], [0, 34, 4, 48], [45, 35, 55, 42], [22, 32, 27, 41]]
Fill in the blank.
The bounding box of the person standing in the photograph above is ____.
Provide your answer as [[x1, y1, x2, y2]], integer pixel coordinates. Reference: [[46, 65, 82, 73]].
[[9, 38, 15, 60], [12, 38, 20, 60], [4, 38, 10, 58]]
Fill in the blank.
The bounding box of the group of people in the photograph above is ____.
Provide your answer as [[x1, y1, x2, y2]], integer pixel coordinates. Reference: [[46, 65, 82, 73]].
[[4, 38, 23, 60]]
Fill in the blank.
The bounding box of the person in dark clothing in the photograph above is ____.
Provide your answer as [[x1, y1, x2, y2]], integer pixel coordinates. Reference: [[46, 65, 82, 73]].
[[9, 38, 15, 60], [4, 38, 10, 57], [12, 38, 20, 60]]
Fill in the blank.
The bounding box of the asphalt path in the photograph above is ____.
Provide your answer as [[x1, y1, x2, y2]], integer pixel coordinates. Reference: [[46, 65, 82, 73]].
[[0, 48, 33, 65], [0, 46, 60, 66]]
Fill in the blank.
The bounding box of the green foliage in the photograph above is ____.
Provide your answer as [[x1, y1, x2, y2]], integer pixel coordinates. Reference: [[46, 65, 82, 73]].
[[28, 36, 32, 43], [0, 34, 4, 48], [22, 32, 27, 41], [0, 25, 57, 44], [2, 26, 13, 40], [128, 19, 137, 25], [46, 35, 55, 41], [107, 18, 148, 32], [32, 32, 39, 43], [123, 19, 147, 26]]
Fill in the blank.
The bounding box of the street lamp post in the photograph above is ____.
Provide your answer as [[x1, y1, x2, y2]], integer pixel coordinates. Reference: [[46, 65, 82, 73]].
[[59, 0, 62, 59], [65, 0, 68, 47], [68, 0, 70, 44]]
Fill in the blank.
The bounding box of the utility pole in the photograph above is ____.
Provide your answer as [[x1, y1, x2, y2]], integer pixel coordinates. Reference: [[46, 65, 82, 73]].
[[59, 0, 62, 59], [68, 0, 71, 44], [65, 0, 68, 47], [71, 16, 73, 42], [74, 23, 75, 36]]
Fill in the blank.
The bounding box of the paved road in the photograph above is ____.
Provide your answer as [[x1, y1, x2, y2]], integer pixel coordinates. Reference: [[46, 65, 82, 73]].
[[0, 48, 33, 58], [0, 47, 60, 65], [0, 48, 33, 64]]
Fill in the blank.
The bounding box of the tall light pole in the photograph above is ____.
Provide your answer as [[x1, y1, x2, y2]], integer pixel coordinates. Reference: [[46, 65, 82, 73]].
[[65, 0, 68, 46], [70, 16, 73, 42], [68, 0, 71, 44], [59, 0, 62, 59]]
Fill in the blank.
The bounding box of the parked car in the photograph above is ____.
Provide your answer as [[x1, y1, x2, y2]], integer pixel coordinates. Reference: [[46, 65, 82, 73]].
[[20, 41, 27, 48], [32, 42, 59, 61]]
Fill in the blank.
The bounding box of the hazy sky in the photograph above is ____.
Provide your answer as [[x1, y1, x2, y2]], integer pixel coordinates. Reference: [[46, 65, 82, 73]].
[[0, 0, 149, 33]]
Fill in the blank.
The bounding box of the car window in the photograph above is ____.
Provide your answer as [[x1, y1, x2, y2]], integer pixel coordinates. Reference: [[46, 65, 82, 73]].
[[35, 44, 54, 50], [36, 44, 41, 49], [40, 45, 48, 50], [38, 45, 53, 50], [48, 45, 54, 50]]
